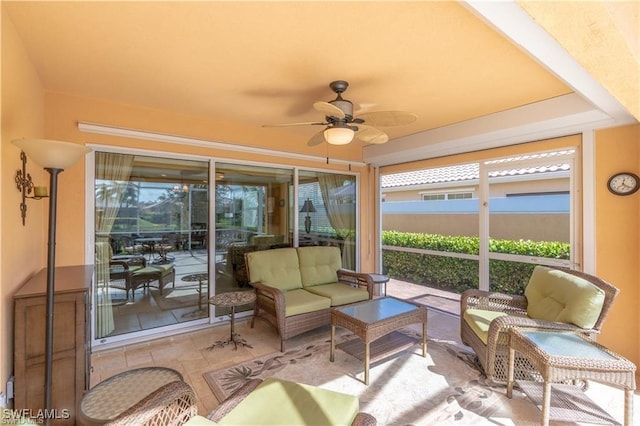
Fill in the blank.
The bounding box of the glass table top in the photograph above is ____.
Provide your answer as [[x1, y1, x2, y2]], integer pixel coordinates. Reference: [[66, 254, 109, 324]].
[[335, 297, 419, 323], [521, 330, 616, 360]]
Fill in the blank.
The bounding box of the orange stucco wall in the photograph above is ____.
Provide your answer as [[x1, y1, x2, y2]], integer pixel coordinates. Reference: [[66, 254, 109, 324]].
[[594, 124, 640, 364], [1, 10, 48, 397]]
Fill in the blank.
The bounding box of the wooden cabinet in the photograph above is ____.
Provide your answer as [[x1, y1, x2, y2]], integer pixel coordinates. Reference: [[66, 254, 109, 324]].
[[14, 265, 93, 425]]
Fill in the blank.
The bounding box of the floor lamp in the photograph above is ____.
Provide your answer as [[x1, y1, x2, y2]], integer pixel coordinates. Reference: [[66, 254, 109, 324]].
[[11, 138, 91, 421]]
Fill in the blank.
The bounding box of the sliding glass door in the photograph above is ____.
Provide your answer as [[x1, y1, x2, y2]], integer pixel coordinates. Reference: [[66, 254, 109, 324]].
[[481, 150, 574, 292], [94, 152, 209, 342], [213, 163, 293, 317], [92, 154, 359, 345]]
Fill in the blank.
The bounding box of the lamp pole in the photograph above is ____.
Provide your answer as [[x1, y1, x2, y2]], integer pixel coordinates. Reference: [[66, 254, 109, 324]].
[[43, 168, 62, 422]]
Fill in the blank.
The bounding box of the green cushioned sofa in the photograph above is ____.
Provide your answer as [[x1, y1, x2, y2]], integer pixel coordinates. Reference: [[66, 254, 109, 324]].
[[246, 246, 374, 351], [460, 266, 619, 383]]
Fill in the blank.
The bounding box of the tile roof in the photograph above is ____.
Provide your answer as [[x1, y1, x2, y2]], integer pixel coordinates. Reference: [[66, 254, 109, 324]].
[[382, 161, 571, 188]]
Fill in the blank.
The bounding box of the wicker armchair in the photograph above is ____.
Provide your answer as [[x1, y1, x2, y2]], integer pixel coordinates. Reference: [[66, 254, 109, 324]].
[[460, 266, 619, 384], [105, 380, 197, 426]]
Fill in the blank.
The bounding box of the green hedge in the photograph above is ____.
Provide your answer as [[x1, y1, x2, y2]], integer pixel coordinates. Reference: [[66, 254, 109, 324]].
[[382, 231, 570, 295]]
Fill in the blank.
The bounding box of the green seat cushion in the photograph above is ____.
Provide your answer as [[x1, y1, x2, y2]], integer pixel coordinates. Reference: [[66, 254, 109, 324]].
[[284, 289, 331, 317], [246, 248, 302, 291], [525, 266, 605, 329], [305, 283, 369, 306], [109, 264, 144, 275], [463, 308, 509, 344], [218, 378, 359, 426], [297, 246, 342, 288], [131, 265, 173, 277]]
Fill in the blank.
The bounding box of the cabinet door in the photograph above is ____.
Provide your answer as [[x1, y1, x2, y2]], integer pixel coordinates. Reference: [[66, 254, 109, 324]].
[[15, 291, 86, 425]]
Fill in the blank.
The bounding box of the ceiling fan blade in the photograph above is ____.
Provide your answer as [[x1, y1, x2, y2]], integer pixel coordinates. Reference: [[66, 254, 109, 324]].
[[262, 121, 326, 128], [313, 101, 346, 119], [307, 129, 327, 147], [355, 125, 389, 144], [357, 111, 417, 127]]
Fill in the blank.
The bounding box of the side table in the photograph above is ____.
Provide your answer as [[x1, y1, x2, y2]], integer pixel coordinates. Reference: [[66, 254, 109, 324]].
[[368, 273, 390, 297], [78, 367, 183, 425], [507, 329, 636, 426], [181, 272, 208, 311], [208, 291, 256, 350]]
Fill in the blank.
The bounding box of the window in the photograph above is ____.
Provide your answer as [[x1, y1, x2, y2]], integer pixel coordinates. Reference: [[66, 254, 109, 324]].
[[421, 192, 472, 200]]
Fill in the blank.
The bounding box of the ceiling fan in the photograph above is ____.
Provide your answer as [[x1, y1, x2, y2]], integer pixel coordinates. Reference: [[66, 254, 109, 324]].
[[263, 80, 417, 146]]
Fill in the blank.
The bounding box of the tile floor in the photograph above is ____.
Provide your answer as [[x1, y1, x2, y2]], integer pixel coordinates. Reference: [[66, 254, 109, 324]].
[[90, 305, 462, 417]]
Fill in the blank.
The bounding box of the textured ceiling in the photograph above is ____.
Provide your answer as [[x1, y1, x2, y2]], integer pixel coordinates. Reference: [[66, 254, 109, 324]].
[[4, 1, 573, 149]]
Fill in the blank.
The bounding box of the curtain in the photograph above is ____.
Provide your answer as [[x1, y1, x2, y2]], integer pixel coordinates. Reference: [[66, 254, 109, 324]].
[[317, 173, 356, 269], [95, 152, 134, 338]]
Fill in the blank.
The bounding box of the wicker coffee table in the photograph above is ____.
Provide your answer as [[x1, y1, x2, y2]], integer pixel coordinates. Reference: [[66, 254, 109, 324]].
[[507, 329, 636, 426], [330, 297, 427, 385]]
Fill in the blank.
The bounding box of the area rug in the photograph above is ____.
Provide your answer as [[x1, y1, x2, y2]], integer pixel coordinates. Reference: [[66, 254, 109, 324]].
[[203, 329, 538, 425]]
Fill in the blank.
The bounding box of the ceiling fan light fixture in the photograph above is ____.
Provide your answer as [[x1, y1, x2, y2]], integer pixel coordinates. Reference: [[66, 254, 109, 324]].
[[324, 127, 354, 145]]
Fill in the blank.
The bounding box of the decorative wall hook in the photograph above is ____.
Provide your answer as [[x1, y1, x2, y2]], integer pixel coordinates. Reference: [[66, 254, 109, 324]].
[[15, 150, 48, 225]]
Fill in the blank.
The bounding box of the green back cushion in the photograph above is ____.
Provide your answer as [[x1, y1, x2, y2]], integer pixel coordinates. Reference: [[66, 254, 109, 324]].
[[246, 248, 302, 291], [218, 378, 359, 426], [525, 266, 605, 329], [297, 246, 342, 287]]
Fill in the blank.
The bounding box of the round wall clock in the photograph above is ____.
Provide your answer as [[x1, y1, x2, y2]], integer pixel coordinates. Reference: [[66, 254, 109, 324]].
[[607, 172, 640, 196]]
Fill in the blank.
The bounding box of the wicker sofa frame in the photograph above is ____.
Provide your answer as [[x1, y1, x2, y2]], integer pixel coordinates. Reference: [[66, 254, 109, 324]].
[[460, 267, 619, 384], [207, 379, 377, 426], [247, 248, 375, 352]]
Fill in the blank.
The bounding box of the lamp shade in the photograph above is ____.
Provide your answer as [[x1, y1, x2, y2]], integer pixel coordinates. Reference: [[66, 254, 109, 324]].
[[12, 138, 92, 169], [324, 127, 354, 145], [300, 199, 316, 213]]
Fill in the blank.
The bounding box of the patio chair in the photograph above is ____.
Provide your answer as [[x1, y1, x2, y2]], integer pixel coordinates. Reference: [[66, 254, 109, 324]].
[[96, 241, 147, 297], [460, 265, 619, 383]]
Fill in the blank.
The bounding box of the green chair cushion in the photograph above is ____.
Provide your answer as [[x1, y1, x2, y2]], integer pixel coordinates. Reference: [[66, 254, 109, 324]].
[[284, 289, 331, 317], [305, 283, 369, 306], [297, 246, 342, 288], [246, 248, 302, 291], [217, 378, 359, 426], [463, 308, 509, 345], [131, 265, 173, 278], [525, 266, 605, 329]]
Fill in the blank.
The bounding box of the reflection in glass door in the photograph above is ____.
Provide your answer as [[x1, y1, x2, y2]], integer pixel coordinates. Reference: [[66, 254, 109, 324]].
[[94, 152, 209, 343], [298, 170, 357, 270], [213, 163, 294, 318]]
